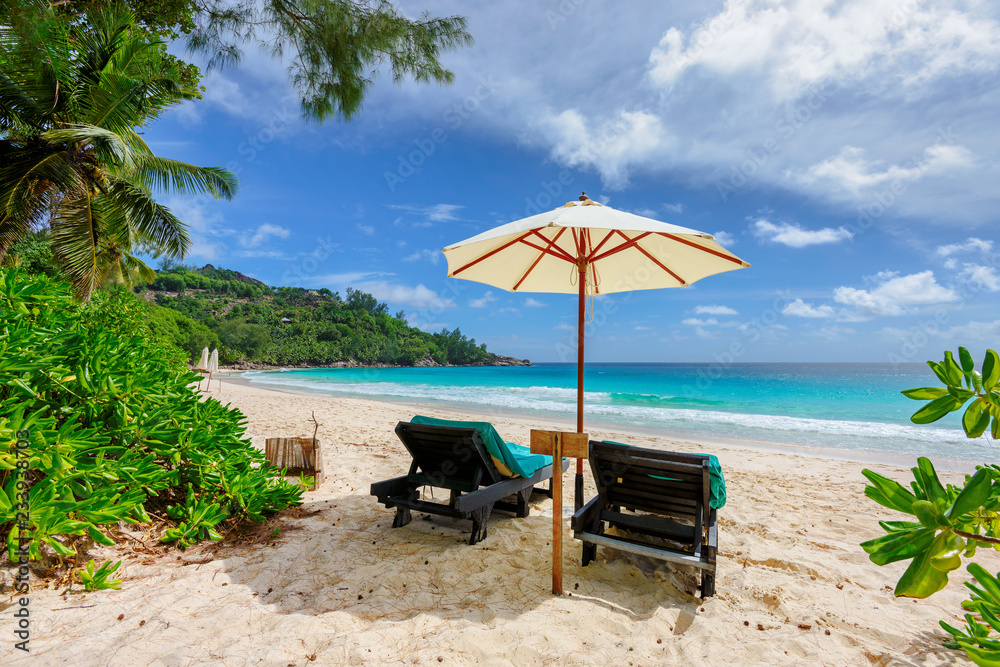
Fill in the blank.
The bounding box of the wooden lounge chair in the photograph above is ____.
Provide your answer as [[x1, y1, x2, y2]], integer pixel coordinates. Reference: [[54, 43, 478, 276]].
[[371, 421, 568, 545], [571, 441, 719, 597]]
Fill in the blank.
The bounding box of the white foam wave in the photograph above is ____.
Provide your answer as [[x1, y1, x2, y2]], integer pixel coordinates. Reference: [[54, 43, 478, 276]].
[[244, 372, 971, 447]]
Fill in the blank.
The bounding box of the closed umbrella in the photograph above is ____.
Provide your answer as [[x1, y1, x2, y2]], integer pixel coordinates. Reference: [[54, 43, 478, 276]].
[[207, 349, 219, 391], [196, 346, 210, 390]]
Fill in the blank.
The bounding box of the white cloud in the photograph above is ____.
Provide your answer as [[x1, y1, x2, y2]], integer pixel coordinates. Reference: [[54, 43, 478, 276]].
[[796, 144, 976, 195], [402, 249, 441, 265], [752, 219, 853, 248], [663, 203, 684, 214], [554, 322, 575, 332], [694, 305, 737, 316], [957, 264, 1000, 292], [682, 317, 719, 326], [937, 237, 994, 257], [469, 291, 497, 308], [634, 325, 651, 331], [359, 281, 455, 310], [497, 307, 520, 315], [303, 271, 392, 287], [356, 224, 375, 236], [524, 297, 547, 308], [938, 319, 1000, 341], [543, 109, 670, 189], [808, 325, 856, 341], [388, 203, 464, 225], [165, 198, 234, 261], [649, 1, 1000, 102], [833, 270, 958, 317], [712, 231, 736, 246], [782, 299, 835, 318], [241, 223, 290, 248], [234, 250, 287, 259]]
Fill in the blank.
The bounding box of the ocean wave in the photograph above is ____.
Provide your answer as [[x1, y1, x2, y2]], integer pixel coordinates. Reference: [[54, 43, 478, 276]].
[[243, 371, 971, 447]]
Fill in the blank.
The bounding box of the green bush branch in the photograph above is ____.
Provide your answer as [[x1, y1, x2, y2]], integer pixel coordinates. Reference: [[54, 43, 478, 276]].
[[862, 347, 1000, 665]]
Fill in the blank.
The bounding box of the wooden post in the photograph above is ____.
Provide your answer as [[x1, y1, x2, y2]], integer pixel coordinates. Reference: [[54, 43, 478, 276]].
[[576, 259, 586, 511], [531, 430, 589, 596], [552, 434, 563, 594]]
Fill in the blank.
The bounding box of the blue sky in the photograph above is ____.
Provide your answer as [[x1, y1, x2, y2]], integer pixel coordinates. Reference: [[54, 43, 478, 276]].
[[145, 1, 1000, 363]]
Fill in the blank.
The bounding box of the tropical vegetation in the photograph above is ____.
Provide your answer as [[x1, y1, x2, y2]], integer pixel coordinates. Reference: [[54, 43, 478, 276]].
[[3, 0, 473, 122], [0, 4, 236, 300], [862, 347, 1000, 665], [0, 268, 303, 578], [144, 263, 498, 367]]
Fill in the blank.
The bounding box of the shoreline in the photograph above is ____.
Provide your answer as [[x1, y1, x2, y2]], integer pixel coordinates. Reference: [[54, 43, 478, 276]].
[[223, 370, 977, 473]]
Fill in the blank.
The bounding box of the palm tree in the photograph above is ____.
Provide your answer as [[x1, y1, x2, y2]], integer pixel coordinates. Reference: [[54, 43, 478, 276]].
[[0, 4, 237, 300]]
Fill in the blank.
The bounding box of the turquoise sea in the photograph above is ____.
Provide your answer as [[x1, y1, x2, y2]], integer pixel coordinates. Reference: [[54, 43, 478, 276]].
[[242, 363, 996, 467]]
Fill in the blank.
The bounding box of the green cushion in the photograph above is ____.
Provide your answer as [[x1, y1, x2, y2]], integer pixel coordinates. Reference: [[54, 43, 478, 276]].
[[409, 416, 553, 478], [602, 441, 726, 510]]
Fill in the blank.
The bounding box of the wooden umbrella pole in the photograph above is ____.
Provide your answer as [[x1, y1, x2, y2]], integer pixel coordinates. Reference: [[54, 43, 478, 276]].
[[575, 261, 586, 511]]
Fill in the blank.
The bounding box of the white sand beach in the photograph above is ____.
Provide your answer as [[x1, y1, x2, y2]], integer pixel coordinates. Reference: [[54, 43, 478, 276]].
[[4, 377, 993, 666]]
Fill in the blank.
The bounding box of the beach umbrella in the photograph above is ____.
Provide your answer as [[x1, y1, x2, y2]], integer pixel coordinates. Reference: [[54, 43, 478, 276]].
[[196, 346, 210, 390], [207, 349, 219, 391], [443, 193, 750, 509]]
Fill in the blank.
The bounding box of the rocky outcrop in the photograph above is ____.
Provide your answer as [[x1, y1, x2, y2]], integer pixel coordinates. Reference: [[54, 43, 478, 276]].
[[484, 354, 532, 367]]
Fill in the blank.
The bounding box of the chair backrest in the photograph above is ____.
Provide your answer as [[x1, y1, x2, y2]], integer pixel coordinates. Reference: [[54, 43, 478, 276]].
[[588, 441, 711, 529], [395, 421, 502, 492]]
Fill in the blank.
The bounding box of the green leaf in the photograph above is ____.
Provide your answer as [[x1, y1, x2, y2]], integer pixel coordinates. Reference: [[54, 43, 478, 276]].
[[912, 395, 963, 424], [985, 350, 1000, 391], [917, 458, 949, 504], [929, 361, 952, 386], [913, 500, 948, 529], [965, 401, 993, 439], [968, 563, 1000, 604], [949, 469, 993, 519], [902, 387, 948, 400], [961, 347, 976, 374], [963, 644, 1000, 667], [863, 469, 918, 514], [862, 526, 937, 565], [945, 351, 965, 385], [895, 532, 956, 598], [87, 525, 116, 546]]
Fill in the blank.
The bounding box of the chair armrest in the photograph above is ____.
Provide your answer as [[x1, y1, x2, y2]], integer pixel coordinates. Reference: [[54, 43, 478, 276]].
[[571, 496, 600, 533]]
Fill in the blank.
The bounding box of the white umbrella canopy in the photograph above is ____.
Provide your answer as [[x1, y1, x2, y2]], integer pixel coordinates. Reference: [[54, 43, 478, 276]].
[[444, 197, 748, 295], [196, 347, 210, 371], [208, 349, 219, 373], [443, 194, 750, 509]]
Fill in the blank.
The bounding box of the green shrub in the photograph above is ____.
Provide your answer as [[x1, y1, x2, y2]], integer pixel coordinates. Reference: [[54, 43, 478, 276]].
[[146, 304, 221, 361], [0, 269, 302, 570], [862, 347, 1000, 665]]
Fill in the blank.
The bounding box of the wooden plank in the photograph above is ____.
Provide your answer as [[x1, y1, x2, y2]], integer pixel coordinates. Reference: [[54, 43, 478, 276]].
[[530, 430, 589, 459], [383, 497, 467, 519], [454, 473, 539, 512], [577, 532, 715, 570], [602, 510, 697, 542]]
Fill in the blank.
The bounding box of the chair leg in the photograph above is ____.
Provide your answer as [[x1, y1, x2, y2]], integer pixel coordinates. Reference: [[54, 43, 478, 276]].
[[392, 487, 418, 528], [515, 487, 532, 517], [582, 542, 597, 567], [469, 503, 494, 545], [392, 506, 412, 528], [700, 571, 716, 598]]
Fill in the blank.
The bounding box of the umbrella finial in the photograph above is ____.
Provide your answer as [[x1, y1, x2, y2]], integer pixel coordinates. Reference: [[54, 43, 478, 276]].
[[579, 192, 588, 201]]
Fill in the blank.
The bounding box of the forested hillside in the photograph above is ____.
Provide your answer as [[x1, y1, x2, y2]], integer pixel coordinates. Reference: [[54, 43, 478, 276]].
[[141, 264, 527, 368]]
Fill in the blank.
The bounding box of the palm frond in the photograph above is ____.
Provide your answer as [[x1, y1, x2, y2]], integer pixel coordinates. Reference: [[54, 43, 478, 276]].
[[132, 156, 238, 200], [49, 190, 102, 301], [102, 179, 190, 258]]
